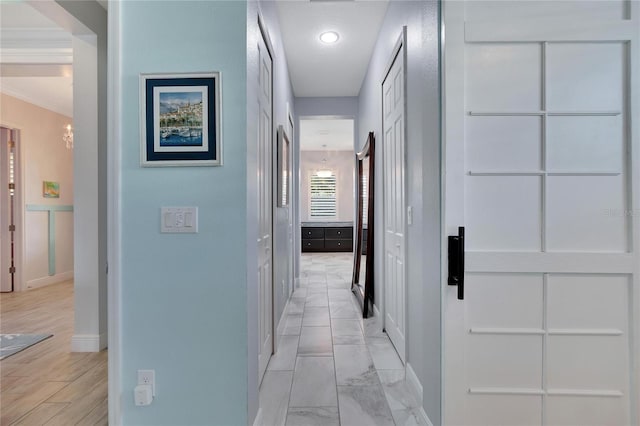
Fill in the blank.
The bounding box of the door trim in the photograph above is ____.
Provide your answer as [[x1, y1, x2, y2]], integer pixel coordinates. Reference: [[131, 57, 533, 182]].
[[381, 27, 408, 362], [108, 0, 122, 422]]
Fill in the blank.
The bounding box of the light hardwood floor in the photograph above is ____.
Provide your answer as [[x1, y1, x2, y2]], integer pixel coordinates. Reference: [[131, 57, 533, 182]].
[[0, 281, 107, 425]]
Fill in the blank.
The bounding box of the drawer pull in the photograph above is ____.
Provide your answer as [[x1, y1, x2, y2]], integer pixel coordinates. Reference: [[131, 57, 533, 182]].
[[308, 231, 312, 235], [307, 242, 311, 246], [338, 242, 341, 246], [337, 231, 341, 235]]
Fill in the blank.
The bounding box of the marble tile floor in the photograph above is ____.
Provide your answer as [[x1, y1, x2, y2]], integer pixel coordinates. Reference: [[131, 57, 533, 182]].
[[259, 253, 427, 426]]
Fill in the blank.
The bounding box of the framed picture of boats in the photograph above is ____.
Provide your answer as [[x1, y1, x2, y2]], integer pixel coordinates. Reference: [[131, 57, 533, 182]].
[[140, 72, 222, 166]]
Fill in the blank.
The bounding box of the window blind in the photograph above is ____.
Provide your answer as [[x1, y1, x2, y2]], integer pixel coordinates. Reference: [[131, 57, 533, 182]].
[[310, 174, 337, 218]]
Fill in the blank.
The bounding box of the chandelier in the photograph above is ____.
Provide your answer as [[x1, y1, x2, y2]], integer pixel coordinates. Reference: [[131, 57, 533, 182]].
[[63, 124, 73, 149]]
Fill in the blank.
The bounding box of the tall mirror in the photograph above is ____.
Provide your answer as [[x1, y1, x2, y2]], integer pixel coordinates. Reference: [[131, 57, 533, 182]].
[[352, 132, 375, 318]]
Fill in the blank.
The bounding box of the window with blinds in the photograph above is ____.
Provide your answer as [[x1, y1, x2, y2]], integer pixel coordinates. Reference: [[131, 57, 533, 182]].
[[310, 173, 337, 218]]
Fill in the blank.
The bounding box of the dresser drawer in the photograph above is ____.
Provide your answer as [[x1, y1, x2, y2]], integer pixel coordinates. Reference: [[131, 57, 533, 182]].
[[302, 239, 324, 251], [325, 227, 353, 240], [302, 227, 324, 239], [324, 239, 352, 252]]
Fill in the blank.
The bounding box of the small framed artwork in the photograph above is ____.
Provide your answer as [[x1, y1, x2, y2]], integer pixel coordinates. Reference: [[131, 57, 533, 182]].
[[140, 72, 222, 167], [277, 125, 290, 207], [43, 181, 60, 198]]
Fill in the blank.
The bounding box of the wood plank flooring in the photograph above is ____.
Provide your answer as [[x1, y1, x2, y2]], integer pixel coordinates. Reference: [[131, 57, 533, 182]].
[[0, 281, 107, 425]]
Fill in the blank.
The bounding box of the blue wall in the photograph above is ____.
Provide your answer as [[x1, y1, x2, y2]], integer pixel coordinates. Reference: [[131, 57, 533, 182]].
[[118, 2, 248, 424]]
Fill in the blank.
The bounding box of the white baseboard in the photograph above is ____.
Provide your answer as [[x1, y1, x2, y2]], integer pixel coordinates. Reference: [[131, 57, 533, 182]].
[[373, 303, 381, 319], [25, 271, 73, 290], [252, 407, 263, 426], [406, 363, 434, 426], [406, 363, 423, 401], [71, 333, 107, 352], [276, 297, 291, 338]]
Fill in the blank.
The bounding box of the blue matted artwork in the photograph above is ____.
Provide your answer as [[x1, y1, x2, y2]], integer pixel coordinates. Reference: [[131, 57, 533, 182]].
[[140, 72, 222, 166]]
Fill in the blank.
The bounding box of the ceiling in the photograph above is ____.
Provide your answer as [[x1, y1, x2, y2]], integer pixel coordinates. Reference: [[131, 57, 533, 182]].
[[0, 0, 391, 115], [276, 0, 389, 97], [300, 119, 354, 151], [0, 2, 73, 117]]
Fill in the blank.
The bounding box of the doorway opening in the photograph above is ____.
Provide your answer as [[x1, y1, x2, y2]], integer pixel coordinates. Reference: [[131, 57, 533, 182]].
[[0, 0, 108, 423]]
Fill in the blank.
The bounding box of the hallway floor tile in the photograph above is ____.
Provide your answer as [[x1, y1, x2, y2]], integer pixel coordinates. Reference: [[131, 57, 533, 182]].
[[258, 253, 428, 426]]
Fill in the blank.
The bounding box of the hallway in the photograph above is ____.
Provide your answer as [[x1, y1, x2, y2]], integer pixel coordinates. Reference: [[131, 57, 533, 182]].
[[259, 253, 426, 426]]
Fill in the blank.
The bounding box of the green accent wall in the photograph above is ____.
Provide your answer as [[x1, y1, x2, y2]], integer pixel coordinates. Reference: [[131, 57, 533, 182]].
[[26, 204, 74, 276]]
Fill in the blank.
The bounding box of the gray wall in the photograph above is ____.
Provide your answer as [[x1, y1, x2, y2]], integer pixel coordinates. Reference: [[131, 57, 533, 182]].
[[247, 1, 297, 423], [296, 96, 359, 118], [261, 0, 296, 368], [357, 1, 441, 423]]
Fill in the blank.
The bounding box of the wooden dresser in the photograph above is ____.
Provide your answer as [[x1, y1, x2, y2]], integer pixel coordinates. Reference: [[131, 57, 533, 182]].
[[301, 222, 353, 252]]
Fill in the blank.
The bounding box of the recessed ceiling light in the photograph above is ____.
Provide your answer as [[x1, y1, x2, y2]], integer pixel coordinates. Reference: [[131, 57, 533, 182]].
[[319, 31, 339, 44]]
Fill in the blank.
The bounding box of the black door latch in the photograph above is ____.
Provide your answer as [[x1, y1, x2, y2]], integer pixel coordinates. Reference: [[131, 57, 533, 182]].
[[448, 226, 465, 300]]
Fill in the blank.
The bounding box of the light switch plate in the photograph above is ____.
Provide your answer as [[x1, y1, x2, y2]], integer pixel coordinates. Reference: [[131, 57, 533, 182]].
[[161, 207, 198, 233]]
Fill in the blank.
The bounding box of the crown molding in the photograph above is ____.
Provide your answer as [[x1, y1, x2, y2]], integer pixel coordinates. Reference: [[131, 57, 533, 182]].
[[0, 28, 72, 49], [0, 28, 72, 64], [0, 63, 72, 77], [0, 48, 72, 64]]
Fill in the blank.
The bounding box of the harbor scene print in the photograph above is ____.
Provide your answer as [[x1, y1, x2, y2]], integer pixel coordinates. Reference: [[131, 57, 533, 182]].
[[142, 73, 220, 166], [158, 91, 204, 147]]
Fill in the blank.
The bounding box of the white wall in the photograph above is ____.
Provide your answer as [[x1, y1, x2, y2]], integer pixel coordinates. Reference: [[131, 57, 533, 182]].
[[300, 150, 354, 222], [0, 93, 74, 290], [357, 1, 441, 423]]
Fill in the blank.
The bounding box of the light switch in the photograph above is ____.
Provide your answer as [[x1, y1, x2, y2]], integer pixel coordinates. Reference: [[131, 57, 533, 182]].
[[161, 207, 198, 233], [407, 206, 413, 226], [175, 212, 185, 227], [164, 212, 173, 227], [184, 212, 194, 227]]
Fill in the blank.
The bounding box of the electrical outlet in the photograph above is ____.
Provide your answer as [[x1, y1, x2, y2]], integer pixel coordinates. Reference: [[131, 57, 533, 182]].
[[138, 370, 156, 396]]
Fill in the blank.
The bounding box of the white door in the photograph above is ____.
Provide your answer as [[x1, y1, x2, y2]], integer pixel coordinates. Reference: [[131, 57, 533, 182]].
[[257, 30, 274, 383], [443, 2, 639, 425], [382, 34, 407, 363]]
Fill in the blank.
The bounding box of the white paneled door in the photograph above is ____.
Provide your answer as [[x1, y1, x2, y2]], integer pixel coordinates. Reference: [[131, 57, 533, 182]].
[[383, 33, 407, 363], [257, 28, 273, 385], [443, 2, 639, 425]]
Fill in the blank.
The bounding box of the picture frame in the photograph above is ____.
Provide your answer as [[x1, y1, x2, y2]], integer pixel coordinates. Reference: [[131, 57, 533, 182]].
[[43, 181, 60, 198], [277, 125, 290, 207], [140, 72, 222, 167]]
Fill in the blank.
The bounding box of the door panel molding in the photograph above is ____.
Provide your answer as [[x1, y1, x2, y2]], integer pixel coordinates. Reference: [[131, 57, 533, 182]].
[[442, 1, 639, 424], [382, 27, 408, 363]]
